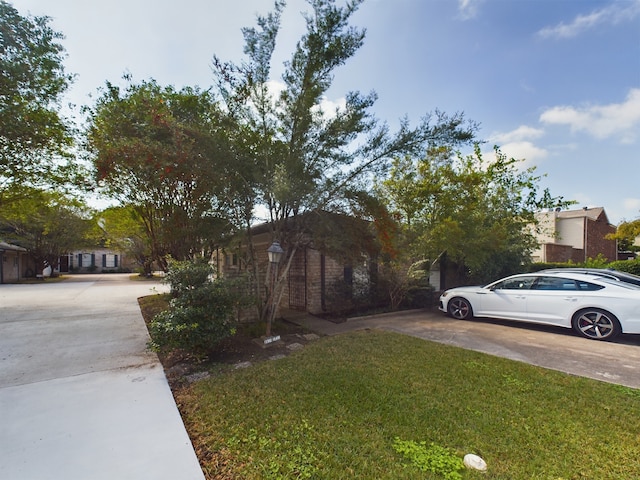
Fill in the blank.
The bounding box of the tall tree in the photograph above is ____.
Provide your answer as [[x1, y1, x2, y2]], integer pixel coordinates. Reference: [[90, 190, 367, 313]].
[[0, 188, 92, 275], [212, 0, 478, 326], [607, 218, 640, 253], [85, 80, 234, 270], [376, 145, 573, 284], [0, 1, 75, 202], [89, 205, 154, 275]]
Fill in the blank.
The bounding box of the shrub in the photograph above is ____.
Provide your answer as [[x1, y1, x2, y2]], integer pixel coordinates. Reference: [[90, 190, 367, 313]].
[[608, 259, 640, 276], [148, 259, 244, 356]]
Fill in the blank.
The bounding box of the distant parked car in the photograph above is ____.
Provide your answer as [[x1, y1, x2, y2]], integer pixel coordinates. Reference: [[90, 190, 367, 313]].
[[538, 268, 640, 287], [439, 271, 640, 341]]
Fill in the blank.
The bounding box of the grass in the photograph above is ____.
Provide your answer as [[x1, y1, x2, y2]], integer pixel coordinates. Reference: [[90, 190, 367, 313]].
[[176, 330, 640, 479]]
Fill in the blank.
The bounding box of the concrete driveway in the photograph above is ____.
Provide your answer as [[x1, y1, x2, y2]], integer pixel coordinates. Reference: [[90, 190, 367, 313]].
[[289, 308, 640, 389], [0, 274, 204, 480]]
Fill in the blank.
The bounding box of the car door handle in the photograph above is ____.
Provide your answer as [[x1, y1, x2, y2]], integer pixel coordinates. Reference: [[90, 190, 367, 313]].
[[564, 297, 577, 302]]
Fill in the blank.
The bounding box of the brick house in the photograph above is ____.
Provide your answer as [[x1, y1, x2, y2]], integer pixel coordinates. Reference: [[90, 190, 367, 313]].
[[531, 207, 617, 263], [215, 212, 379, 320]]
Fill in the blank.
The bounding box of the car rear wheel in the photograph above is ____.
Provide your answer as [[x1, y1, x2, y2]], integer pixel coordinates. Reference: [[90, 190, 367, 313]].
[[572, 308, 621, 341], [448, 297, 473, 320]]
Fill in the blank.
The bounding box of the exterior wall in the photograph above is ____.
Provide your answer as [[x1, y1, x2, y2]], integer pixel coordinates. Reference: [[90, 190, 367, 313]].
[[542, 244, 583, 263], [532, 208, 617, 263], [0, 243, 32, 283], [1, 249, 25, 283], [585, 216, 617, 262], [64, 248, 134, 273], [557, 217, 584, 249], [535, 211, 558, 244], [218, 229, 372, 321], [304, 249, 345, 315]]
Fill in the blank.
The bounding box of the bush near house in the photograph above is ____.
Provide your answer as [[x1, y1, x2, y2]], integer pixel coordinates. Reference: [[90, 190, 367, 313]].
[[148, 259, 248, 357], [608, 259, 640, 276]]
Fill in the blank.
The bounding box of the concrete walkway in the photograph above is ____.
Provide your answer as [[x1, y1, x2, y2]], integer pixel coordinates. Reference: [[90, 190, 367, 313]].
[[283, 308, 640, 389], [0, 274, 204, 480]]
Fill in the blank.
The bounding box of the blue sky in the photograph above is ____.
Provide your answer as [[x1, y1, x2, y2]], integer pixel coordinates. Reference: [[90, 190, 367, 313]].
[[11, 0, 640, 224]]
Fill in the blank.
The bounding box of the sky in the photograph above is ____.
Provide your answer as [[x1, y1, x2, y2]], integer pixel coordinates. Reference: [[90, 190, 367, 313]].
[[10, 0, 640, 225]]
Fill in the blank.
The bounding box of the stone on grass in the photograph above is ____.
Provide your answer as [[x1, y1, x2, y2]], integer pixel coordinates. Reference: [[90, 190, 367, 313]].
[[185, 371, 210, 383], [463, 453, 487, 471]]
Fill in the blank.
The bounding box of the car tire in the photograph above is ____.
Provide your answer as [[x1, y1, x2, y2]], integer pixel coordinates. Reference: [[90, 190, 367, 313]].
[[447, 297, 473, 320], [571, 308, 621, 341]]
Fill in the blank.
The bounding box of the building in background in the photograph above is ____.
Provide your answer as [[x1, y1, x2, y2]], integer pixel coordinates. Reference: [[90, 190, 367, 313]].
[[532, 207, 617, 263]]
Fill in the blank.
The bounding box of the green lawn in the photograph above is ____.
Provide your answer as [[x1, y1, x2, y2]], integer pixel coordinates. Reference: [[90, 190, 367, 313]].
[[178, 330, 640, 479]]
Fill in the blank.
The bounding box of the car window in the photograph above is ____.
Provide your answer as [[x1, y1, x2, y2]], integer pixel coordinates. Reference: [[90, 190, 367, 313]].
[[576, 280, 604, 291], [493, 277, 537, 290], [594, 278, 639, 290], [532, 276, 579, 291]]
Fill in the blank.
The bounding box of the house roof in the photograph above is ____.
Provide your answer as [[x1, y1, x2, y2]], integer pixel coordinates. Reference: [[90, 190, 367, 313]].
[[556, 207, 606, 222], [0, 241, 27, 252], [536, 207, 610, 225]]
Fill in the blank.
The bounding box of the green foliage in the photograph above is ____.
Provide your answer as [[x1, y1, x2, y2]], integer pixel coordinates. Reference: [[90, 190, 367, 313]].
[[0, 1, 76, 195], [392, 438, 464, 480], [85, 79, 234, 270], [583, 254, 609, 268], [0, 188, 92, 274], [185, 331, 640, 478], [148, 260, 242, 356], [91, 205, 154, 275], [376, 258, 436, 310], [376, 145, 573, 285], [227, 420, 322, 479], [608, 259, 640, 276], [213, 0, 478, 325], [607, 218, 640, 252]]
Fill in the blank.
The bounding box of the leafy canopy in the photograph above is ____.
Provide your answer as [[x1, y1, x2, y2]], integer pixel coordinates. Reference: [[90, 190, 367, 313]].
[[0, 1, 75, 198], [212, 0, 478, 323], [0, 188, 92, 274], [377, 145, 572, 283], [86, 79, 235, 269]]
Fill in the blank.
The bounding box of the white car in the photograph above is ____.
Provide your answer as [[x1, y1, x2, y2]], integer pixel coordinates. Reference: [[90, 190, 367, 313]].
[[439, 272, 640, 341]]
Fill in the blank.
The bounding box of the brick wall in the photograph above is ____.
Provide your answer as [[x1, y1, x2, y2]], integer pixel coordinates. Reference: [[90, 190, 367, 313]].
[[585, 218, 617, 262], [543, 243, 583, 263]]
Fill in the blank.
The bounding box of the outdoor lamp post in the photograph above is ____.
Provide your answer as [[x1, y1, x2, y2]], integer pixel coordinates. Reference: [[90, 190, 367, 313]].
[[267, 241, 284, 264], [265, 241, 284, 340]]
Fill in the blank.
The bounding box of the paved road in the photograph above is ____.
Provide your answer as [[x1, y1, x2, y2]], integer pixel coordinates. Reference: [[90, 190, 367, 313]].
[[0, 274, 204, 480], [288, 308, 640, 389]]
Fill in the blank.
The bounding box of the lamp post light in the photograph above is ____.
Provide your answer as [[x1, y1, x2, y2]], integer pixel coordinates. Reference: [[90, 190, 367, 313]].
[[267, 241, 284, 264], [265, 241, 284, 341]]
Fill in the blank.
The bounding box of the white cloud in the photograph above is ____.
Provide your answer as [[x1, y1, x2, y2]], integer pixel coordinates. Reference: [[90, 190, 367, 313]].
[[490, 125, 544, 144], [486, 126, 548, 167], [312, 96, 347, 120], [623, 198, 640, 212], [539, 88, 640, 143], [537, 0, 640, 39], [457, 0, 483, 20], [496, 141, 548, 163]]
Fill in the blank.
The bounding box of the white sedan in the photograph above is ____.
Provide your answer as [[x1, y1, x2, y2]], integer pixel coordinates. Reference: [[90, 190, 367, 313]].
[[439, 271, 640, 341]]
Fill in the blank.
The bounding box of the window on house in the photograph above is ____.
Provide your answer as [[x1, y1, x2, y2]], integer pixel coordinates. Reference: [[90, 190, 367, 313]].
[[103, 254, 117, 268], [225, 254, 238, 267]]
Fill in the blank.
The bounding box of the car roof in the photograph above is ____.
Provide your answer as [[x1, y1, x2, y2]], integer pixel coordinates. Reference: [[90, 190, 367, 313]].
[[493, 271, 638, 287], [538, 268, 640, 286]]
